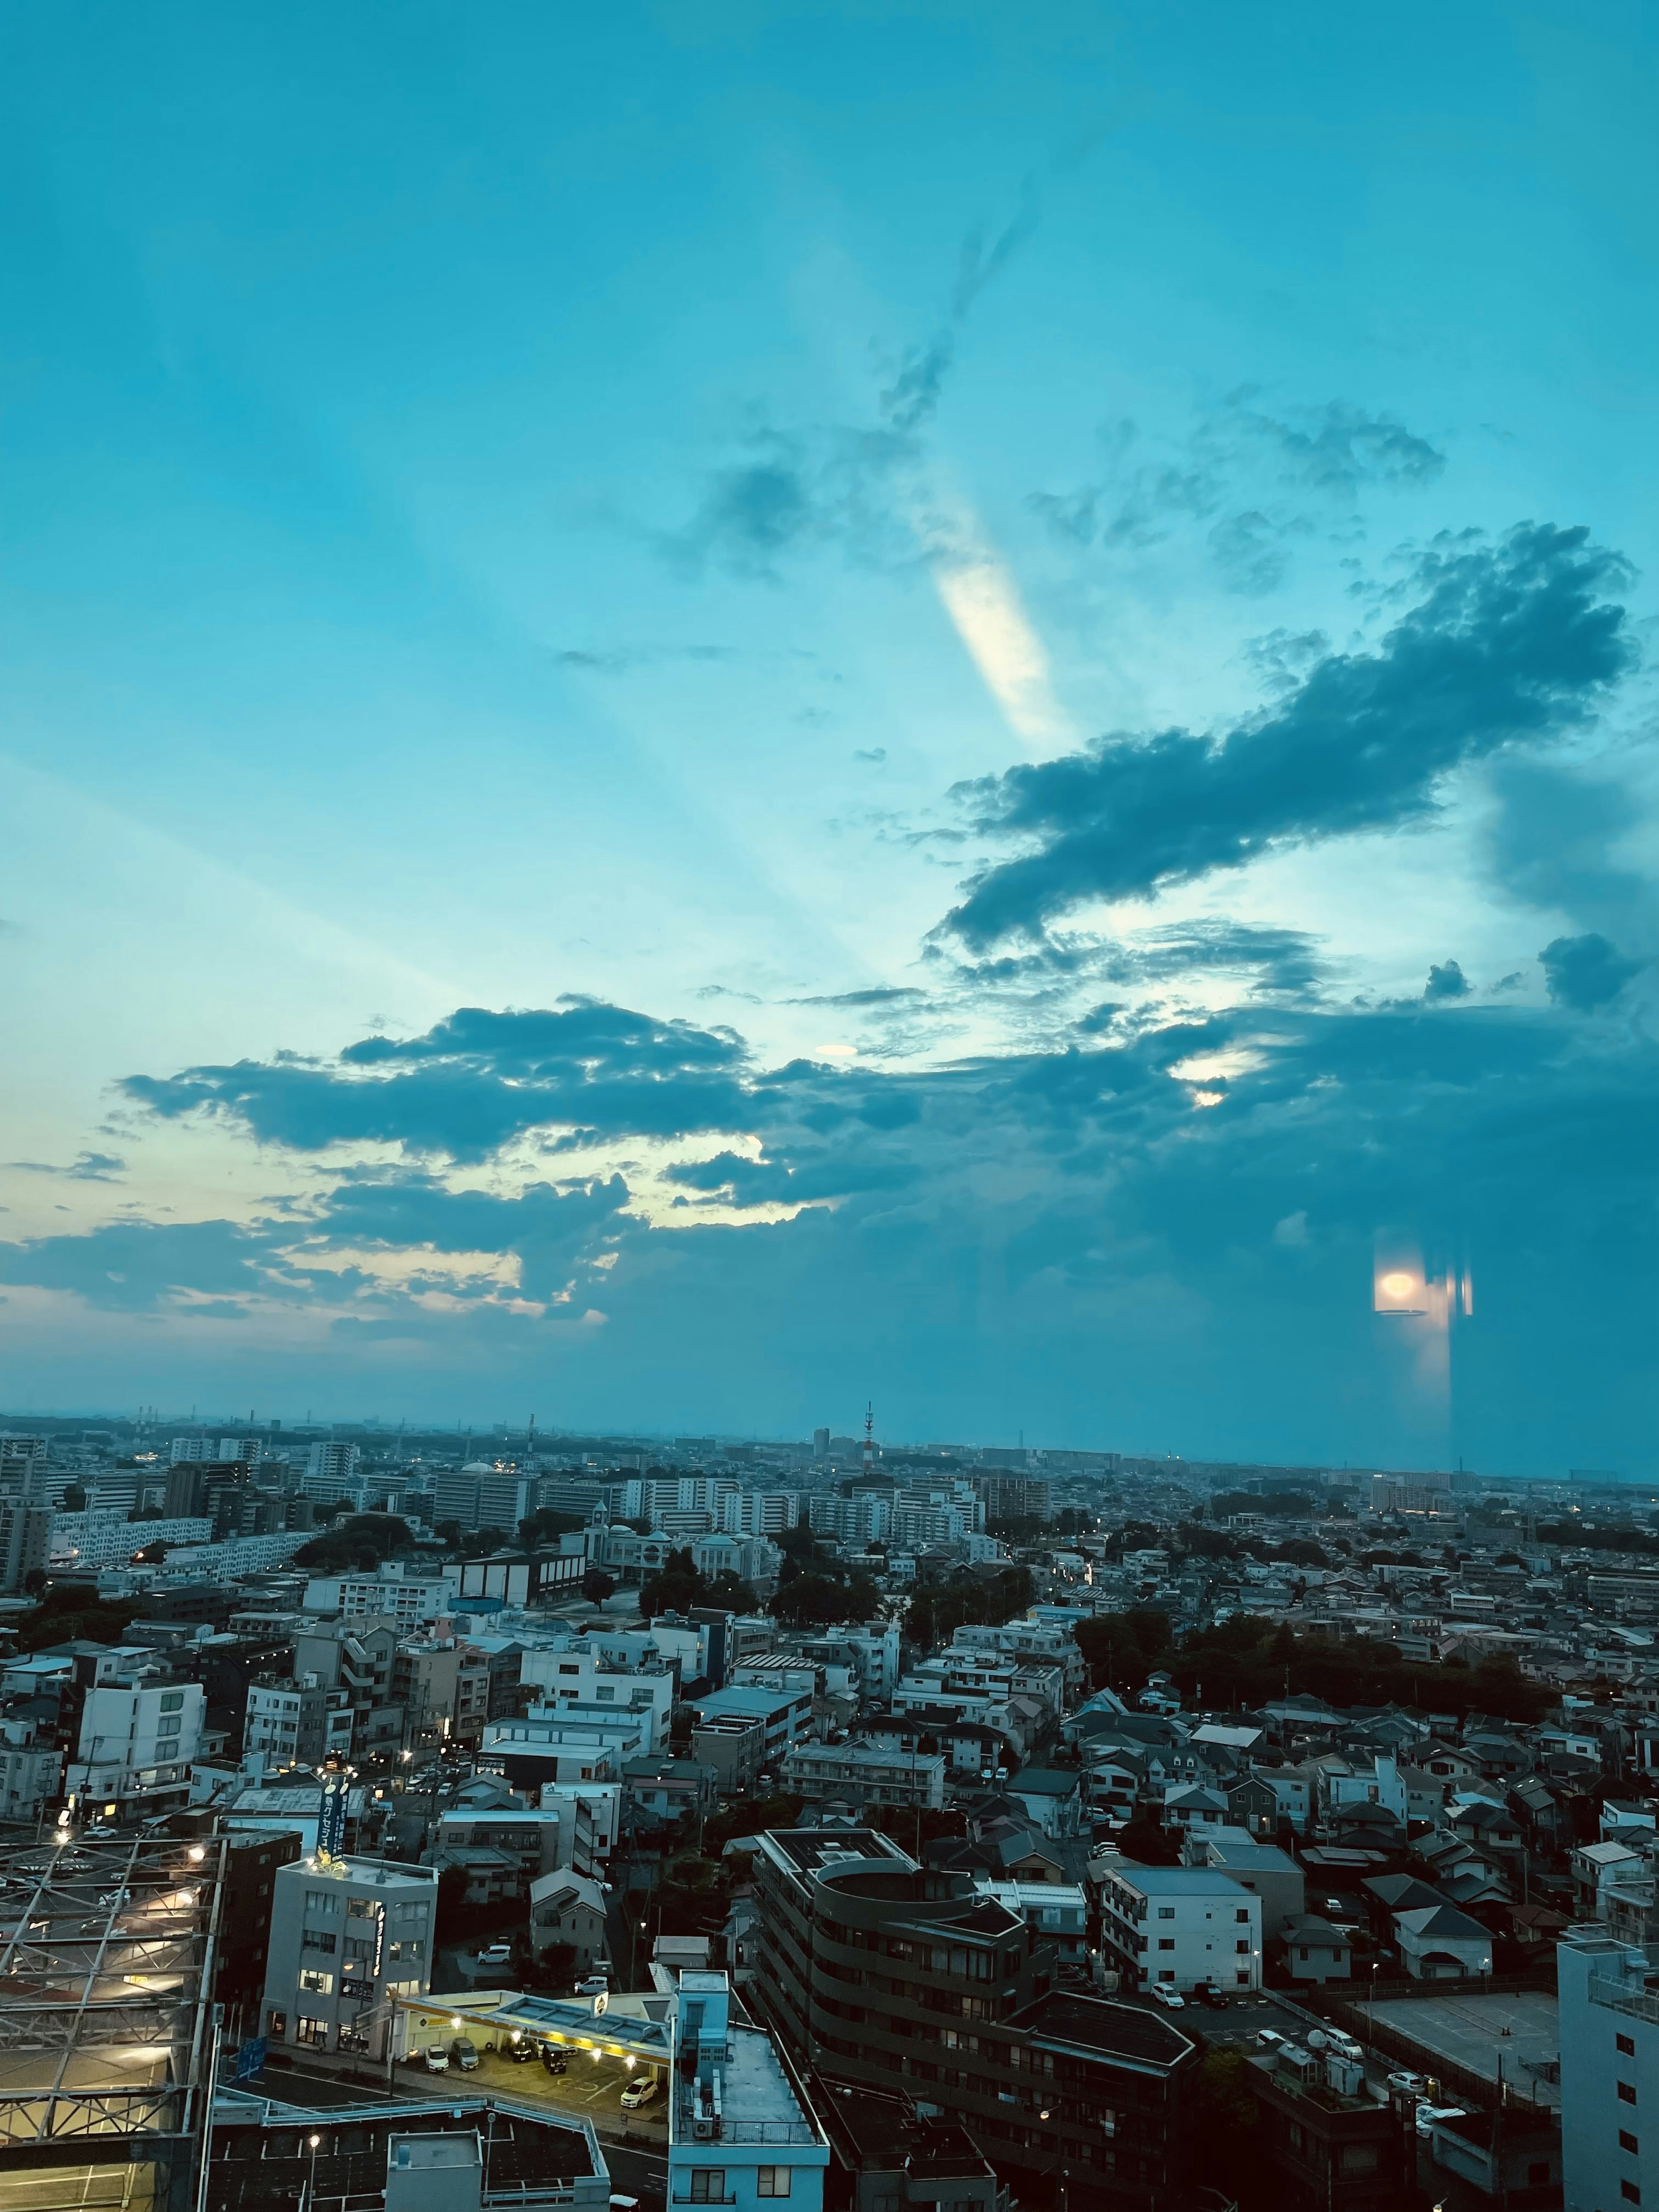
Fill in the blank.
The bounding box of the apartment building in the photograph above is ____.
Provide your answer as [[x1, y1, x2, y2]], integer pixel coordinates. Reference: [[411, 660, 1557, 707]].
[[262, 1853, 437, 2065], [303, 1562, 462, 1630], [749, 1831, 1198, 2210], [245, 1675, 354, 1767], [65, 1675, 206, 1820], [782, 1740, 946, 1811], [1558, 1926, 1659, 2212], [519, 1649, 674, 1752], [1096, 1865, 1263, 1994], [393, 1636, 490, 1748]]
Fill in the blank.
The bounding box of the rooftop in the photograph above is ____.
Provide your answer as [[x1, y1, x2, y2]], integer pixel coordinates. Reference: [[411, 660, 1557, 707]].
[[1011, 1992, 1196, 2069], [675, 2022, 824, 2147]]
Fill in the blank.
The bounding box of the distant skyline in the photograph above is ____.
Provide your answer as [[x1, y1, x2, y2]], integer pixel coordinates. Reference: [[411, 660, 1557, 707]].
[[3, 4, 1657, 1475]]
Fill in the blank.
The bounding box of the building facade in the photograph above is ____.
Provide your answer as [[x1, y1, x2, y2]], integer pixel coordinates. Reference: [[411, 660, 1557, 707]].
[[262, 1852, 437, 2063]]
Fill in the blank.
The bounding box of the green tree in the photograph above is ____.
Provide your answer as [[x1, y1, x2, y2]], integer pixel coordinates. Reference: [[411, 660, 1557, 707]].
[[582, 1569, 617, 1605]]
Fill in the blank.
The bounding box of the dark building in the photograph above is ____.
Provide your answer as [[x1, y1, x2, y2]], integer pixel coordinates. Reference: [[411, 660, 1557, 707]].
[[1244, 2052, 1409, 2212], [750, 1830, 1198, 2210], [815, 2090, 1011, 2212]]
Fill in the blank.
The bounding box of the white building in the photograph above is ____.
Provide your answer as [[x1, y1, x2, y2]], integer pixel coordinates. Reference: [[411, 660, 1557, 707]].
[[782, 1741, 946, 1810], [262, 1852, 437, 2064], [307, 1441, 363, 1486], [304, 1561, 462, 1628], [245, 1677, 355, 1767], [50, 1510, 213, 1570], [67, 1678, 205, 1819], [519, 1649, 674, 1753], [720, 1492, 800, 1537], [1392, 1902, 1493, 1981], [668, 1971, 828, 2212], [1559, 1925, 1659, 2212], [1097, 1864, 1263, 1994]]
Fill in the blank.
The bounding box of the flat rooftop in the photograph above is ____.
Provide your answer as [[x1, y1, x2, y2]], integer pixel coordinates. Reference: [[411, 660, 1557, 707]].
[[1369, 1991, 1560, 2108], [1008, 1993, 1195, 2069], [676, 2026, 823, 2148], [760, 1829, 909, 1877]]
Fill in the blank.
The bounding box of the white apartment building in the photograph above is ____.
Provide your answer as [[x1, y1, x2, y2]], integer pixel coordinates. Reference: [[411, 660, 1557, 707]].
[[1560, 1926, 1659, 2212], [156, 1530, 312, 1581], [304, 1561, 462, 1628], [262, 1853, 436, 2063], [720, 1491, 800, 1536], [0, 1744, 64, 1821], [50, 1510, 212, 1570], [519, 1649, 674, 1752], [307, 1441, 363, 1485], [66, 1678, 205, 1819], [171, 1436, 263, 1464], [782, 1740, 946, 1810], [1097, 1865, 1263, 1994], [245, 1677, 354, 1767], [807, 1494, 892, 1545]]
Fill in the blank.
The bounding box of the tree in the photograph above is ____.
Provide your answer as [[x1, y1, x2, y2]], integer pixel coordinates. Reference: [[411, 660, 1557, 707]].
[[1188, 2048, 1262, 2202], [639, 1548, 705, 1621], [293, 1513, 423, 1573], [524, 1941, 577, 1992], [1116, 1811, 1182, 1866], [1073, 1609, 1174, 1691], [582, 1568, 617, 1605]]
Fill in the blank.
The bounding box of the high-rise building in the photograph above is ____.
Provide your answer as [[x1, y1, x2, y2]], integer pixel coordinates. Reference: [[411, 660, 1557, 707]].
[[1560, 1926, 1659, 2212], [0, 1436, 48, 1493], [812, 1428, 830, 1459], [0, 1500, 51, 1594], [66, 1676, 205, 1820], [306, 1441, 363, 1486]]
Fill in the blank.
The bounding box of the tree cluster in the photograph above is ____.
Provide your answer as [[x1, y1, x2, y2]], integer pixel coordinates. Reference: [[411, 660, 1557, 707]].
[[639, 1547, 759, 1621], [293, 1513, 426, 1574], [905, 1564, 1033, 1648]]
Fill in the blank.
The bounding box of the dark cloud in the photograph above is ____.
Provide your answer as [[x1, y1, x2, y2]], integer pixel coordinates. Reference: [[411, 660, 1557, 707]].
[[0, 1217, 274, 1311], [24, 979, 1659, 1471], [1425, 960, 1471, 1001], [1092, 921, 1327, 999], [1539, 932, 1646, 1011], [123, 1002, 753, 1162], [943, 523, 1634, 947]]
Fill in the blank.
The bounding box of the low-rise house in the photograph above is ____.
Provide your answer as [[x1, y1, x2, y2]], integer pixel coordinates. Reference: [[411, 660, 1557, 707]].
[[528, 1868, 609, 1974], [1392, 1902, 1493, 1980], [1275, 1912, 1352, 1985]]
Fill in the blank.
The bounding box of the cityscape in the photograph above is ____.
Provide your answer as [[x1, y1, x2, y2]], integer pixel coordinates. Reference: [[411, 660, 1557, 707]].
[[3, 6, 1654, 2212], [0, 1411, 1656, 2212]]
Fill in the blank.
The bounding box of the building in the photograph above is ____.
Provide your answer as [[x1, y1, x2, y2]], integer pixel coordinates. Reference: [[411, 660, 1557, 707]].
[[782, 1740, 947, 1811], [303, 1564, 462, 1630], [668, 1971, 830, 2212], [693, 1710, 767, 1793], [244, 1676, 355, 1768], [1244, 2047, 1408, 2211], [0, 1498, 51, 1594], [66, 1675, 206, 1821], [393, 1635, 490, 1748], [692, 1683, 814, 1764], [435, 1463, 532, 1532], [749, 1830, 1198, 2208], [528, 1868, 609, 1973], [0, 1435, 49, 1489], [261, 1852, 437, 2065], [721, 1491, 801, 1536], [1096, 1864, 1263, 1994], [520, 1649, 674, 1753], [1392, 1902, 1493, 1981], [1557, 1926, 1658, 2212], [306, 1440, 363, 1487]]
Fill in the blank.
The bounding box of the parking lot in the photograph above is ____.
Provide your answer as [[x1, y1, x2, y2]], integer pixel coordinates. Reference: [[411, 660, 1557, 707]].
[[1367, 1991, 1560, 2108], [410, 2040, 669, 2144]]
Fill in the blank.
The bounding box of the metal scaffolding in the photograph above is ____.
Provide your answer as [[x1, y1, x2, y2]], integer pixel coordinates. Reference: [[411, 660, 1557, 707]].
[[0, 1829, 222, 2212]]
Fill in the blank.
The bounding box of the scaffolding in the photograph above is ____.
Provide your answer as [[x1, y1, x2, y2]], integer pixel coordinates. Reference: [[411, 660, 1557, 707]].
[[0, 1829, 222, 2212]]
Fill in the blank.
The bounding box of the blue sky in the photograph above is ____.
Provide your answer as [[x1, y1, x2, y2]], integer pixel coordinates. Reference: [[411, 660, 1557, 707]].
[[3, 0, 1657, 1471]]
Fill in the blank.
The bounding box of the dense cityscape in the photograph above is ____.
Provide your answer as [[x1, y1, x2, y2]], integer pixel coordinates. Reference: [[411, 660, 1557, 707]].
[[0, 1411, 1655, 2212]]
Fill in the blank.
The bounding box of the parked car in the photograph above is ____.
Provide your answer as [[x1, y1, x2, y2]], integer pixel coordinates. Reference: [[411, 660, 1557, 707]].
[[423, 2047, 449, 2073], [506, 2037, 538, 2063], [1191, 1983, 1229, 2010], [1256, 2029, 1286, 2051], [451, 2040, 480, 2071], [620, 2074, 659, 2110], [541, 2046, 569, 2074], [1386, 2071, 1428, 2097], [1148, 1984, 1185, 2009], [476, 1944, 513, 1966], [576, 1976, 610, 1997], [1326, 2030, 1363, 2062]]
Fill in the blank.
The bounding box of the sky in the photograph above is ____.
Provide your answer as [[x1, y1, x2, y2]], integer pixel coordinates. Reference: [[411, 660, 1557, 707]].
[[2, 0, 1657, 1473]]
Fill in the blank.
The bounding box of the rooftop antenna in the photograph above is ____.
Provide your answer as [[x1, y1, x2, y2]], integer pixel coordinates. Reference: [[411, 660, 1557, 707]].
[[863, 1403, 875, 1478]]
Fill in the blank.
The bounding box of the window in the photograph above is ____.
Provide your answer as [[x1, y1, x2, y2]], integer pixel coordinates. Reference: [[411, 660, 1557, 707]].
[[1299, 1948, 1309, 1961], [267, 2009, 287, 2039], [1235, 1910, 1249, 1923], [1621, 2084, 1639, 2106], [1621, 2185, 1640, 2206], [344, 1937, 373, 1961], [1157, 1907, 1175, 1920], [295, 2017, 329, 2047], [1622, 2133, 1640, 2155], [160, 1692, 184, 1712], [757, 2172, 791, 2198], [299, 1970, 334, 1995], [1236, 1941, 1251, 1954], [688, 2173, 725, 2202], [1340, 2147, 1378, 2175], [302, 1930, 337, 1954], [305, 1890, 340, 1915], [347, 1898, 375, 1920], [1620, 2034, 1637, 2056], [1158, 1940, 1174, 1951]]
